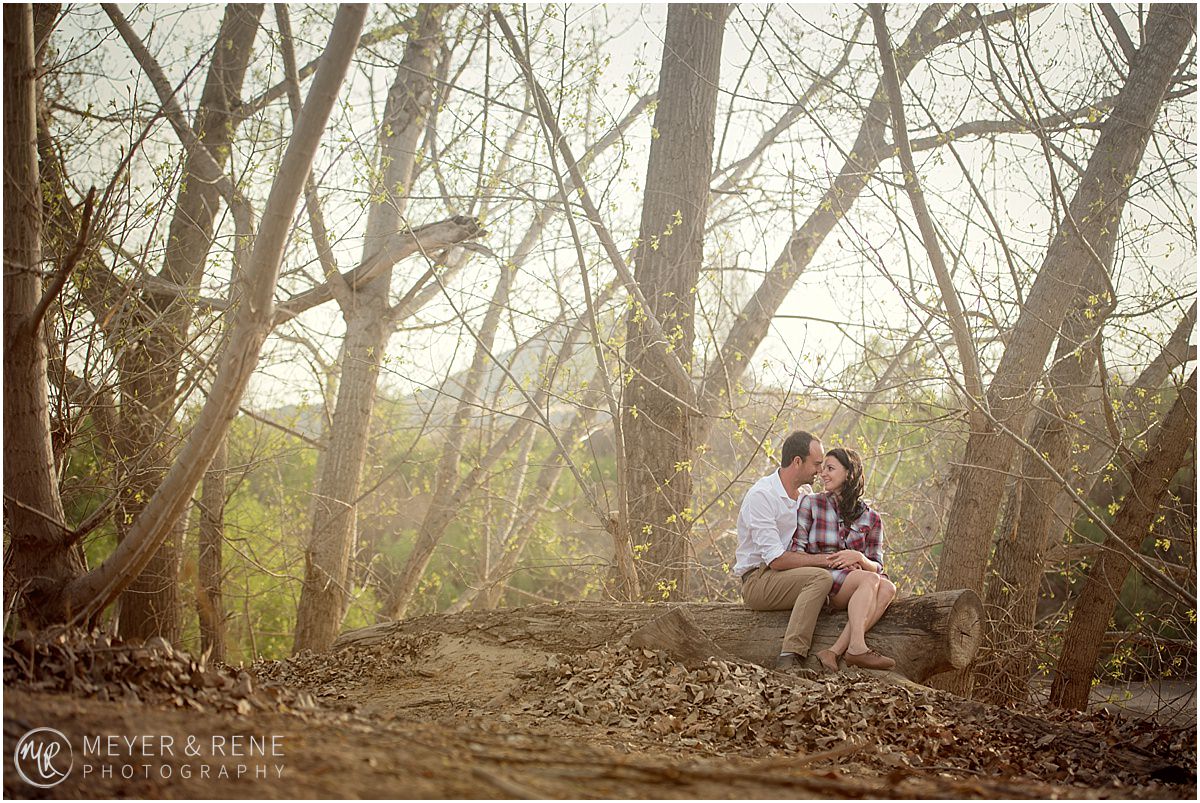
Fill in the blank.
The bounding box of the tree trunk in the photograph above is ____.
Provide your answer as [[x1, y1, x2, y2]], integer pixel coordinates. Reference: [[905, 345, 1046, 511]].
[[57, 4, 367, 626], [976, 312, 1105, 704], [197, 435, 228, 663], [1049, 370, 1196, 709], [337, 591, 984, 684], [292, 4, 443, 654], [2, 2, 87, 624], [113, 3, 263, 643], [622, 3, 728, 600], [933, 4, 1194, 695]]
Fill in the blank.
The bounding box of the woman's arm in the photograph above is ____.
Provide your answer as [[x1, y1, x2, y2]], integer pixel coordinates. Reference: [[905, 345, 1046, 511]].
[[861, 512, 885, 573]]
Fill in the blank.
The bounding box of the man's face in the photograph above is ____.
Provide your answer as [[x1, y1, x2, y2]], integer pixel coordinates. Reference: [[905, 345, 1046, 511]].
[[797, 440, 824, 485]]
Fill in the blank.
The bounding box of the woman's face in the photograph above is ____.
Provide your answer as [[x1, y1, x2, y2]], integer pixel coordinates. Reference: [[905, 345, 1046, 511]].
[[819, 456, 848, 494]]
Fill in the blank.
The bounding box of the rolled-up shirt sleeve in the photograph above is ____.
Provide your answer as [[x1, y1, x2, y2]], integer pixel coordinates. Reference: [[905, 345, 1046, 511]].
[[744, 489, 787, 568], [865, 512, 885, 572]]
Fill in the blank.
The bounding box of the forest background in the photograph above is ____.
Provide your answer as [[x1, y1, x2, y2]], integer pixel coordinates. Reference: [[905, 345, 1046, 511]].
[[4, 2, 1195, 711]]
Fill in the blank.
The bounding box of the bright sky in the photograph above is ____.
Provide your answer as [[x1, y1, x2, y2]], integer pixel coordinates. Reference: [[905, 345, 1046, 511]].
[[53, 4, 1196, 413]]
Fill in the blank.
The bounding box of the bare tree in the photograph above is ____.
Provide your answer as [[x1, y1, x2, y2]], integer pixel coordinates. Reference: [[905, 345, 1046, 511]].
[[1050, 370, 1195, 709], [4, 2, 88, 619], [972, 299, 1194, 705], [90, 3, 263, 642], [621, 3, 729, 599], [933, 2, 1194, 695], [4, 3, 367, 628], [293, 5, 447, 654]]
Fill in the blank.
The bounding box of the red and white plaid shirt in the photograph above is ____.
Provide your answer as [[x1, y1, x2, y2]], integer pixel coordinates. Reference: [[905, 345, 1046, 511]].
[[790, 493, 886, 591]]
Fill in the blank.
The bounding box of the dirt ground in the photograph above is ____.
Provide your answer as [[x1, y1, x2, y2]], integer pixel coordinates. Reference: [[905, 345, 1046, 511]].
[[4, 620, 1196, 799]]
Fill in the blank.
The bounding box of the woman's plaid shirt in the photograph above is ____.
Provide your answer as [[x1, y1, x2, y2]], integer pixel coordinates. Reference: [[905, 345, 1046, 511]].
[[789, 492, 886, 594]]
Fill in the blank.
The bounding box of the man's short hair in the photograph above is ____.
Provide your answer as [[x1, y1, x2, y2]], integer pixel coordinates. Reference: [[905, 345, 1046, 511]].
[[781, 430, 819, 468]]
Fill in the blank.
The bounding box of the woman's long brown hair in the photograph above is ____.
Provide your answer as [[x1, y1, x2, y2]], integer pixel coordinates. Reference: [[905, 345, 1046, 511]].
[[827, 447, 865, 522]]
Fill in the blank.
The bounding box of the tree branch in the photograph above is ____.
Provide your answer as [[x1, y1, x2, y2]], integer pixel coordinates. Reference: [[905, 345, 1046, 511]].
[[26, 186, 96, 338], [273, 215, 483, 325], [493, 7, 698, 409], [235, 19, 412, 124], [101, 4, 254, 233], [1100, 4, 1138, 64], [869, 4, 986, 428], [275, 2, 353, 314]]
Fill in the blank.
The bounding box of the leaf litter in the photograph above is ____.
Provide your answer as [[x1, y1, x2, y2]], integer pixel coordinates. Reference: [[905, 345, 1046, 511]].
[[4, 627, 322, 716], [515, 642, 1195, 790], [5, 626, 1194, 798]]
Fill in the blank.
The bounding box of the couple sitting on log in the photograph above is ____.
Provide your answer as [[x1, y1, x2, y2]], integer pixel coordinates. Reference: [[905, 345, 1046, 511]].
[[735, 430, 898, 673]]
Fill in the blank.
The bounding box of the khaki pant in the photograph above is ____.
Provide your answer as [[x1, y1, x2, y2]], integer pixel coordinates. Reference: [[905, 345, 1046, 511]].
[[741, 567, 833, 656]]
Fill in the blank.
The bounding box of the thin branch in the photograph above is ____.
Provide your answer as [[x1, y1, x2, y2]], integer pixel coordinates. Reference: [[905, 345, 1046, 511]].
[[493, 7, 699, 410], [237, 405, 324, 450], [3, 494, 71, 538], [101, 4, 254, 232], [1100, 4, 1138, 64], [27, 186, 96, 338], [235, 19, 413, 124], [275, 3, 352, 314], [713, 9, 867, 195], [906, 94, 1124, 153], [869, 3, 986, 428], [1091, 325, 1126, 461]]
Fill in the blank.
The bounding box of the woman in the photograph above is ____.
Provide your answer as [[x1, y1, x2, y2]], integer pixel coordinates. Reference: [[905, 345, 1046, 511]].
[[793, 447, 897, 672]]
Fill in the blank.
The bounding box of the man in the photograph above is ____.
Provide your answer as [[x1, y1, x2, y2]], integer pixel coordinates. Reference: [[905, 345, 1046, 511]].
[[735, 430, 833, 671]]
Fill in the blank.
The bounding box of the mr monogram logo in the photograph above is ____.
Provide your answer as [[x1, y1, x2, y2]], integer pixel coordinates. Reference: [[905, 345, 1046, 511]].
[[13, 727, 74, 788]]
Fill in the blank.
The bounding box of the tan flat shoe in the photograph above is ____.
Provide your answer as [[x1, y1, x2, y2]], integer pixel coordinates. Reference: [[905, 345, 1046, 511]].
[[844, 649, 895, 670], [816, 649, 840, 673]]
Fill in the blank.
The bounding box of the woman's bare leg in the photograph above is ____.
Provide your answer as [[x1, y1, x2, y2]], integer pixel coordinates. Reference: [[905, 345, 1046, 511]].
[[824, 575, 898, 662], [822, 571, 880, 658]]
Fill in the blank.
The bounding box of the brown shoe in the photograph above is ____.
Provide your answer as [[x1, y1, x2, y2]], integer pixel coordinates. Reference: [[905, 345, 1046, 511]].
[[816, 649, 840, 674], [844, 649, 895, 670]]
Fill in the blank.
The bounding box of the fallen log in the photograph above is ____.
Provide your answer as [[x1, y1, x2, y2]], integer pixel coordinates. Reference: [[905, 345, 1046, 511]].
[[333, 590, 982, 684]]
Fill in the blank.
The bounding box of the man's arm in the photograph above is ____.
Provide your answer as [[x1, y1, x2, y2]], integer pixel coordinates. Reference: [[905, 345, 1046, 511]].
[[769, 550, 831, 570]]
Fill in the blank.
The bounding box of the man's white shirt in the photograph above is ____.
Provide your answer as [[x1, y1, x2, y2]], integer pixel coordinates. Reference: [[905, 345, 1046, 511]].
[[734, 471, 813, 577]]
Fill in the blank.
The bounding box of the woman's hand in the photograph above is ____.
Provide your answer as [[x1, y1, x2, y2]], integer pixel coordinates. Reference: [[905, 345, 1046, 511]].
[[829, 549, 869, 570]]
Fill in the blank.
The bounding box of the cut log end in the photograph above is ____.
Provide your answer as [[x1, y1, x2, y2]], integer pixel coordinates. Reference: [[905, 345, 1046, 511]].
[[946, 589, 984, 670]]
